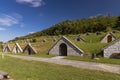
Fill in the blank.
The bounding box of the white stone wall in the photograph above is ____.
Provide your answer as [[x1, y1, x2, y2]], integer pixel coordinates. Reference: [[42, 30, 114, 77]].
[[104, 40, 120, 58], [49, 37, 83, 56]]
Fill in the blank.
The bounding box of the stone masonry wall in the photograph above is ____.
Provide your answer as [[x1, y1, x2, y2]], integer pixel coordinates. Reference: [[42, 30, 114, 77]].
[[104, 40, 120, 58]]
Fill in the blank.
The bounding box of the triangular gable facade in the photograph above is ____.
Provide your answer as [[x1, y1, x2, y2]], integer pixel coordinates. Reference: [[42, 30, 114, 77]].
[[75, 36, 85, 42], [103, 38, 120, 58], [49, 36, 84, 56], [3, 44, 11, 53], [23, 43, 37, 54], [101, 32, 116, 43], [12, 43, 23, 53]]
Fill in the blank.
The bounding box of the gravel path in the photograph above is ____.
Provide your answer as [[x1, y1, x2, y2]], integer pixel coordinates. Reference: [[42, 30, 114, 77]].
[[7, 55, 120, 74]]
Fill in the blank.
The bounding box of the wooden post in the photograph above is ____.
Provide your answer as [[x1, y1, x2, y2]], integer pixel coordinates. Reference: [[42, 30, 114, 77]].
[[2, 45, 4, 59], [1, 53, 4, 59]]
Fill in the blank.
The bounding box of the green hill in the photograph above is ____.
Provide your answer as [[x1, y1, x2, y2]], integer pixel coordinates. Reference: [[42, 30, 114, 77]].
[[7, 32, 120, 57], [12, 14, 120, 40]]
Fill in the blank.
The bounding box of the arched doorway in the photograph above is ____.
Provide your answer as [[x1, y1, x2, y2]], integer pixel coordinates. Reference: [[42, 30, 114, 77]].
[[77, 38, 80, 41], [16, 46, 19, 53], [107, 35, 112, 43], [28, 47, 31, 55], [59, 43, 67, 56]]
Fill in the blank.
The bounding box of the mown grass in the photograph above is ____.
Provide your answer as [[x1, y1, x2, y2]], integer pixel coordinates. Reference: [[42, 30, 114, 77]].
[[65, 56, 120, 65], [0, 55, 120, 80]]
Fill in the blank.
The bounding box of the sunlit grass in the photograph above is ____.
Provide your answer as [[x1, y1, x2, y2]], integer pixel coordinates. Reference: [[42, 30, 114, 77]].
[[65, 56, 120, 65], [0, 55, 120, 80]]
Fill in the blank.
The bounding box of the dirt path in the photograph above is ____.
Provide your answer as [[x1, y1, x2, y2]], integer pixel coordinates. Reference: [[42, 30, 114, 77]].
[[6, 55, 120, 74]]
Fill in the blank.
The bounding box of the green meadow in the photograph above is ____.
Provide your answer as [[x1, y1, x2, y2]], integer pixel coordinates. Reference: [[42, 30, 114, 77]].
[[0, 55, 119, 80]]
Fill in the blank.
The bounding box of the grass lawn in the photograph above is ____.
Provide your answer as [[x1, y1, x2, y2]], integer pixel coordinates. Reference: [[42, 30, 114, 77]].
[[65, 56, 120, 65], [0, 55, 119, 80]]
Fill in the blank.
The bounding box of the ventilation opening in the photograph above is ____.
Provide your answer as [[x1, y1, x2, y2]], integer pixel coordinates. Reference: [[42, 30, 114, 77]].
[[110, 53, 120, 59], [107, 35, 112, 43]]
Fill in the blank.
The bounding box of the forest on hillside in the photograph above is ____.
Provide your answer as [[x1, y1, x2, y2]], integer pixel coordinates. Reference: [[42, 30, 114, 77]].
[[14, 14, 120, 40]]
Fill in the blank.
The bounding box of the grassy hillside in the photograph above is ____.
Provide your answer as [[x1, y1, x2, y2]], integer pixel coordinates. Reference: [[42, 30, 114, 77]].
[[7, 32, 120, 57], [8, 36, 61, 57]]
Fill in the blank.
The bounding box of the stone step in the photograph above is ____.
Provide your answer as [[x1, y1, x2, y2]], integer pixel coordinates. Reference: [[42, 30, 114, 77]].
[[0, 71, 10, 80]]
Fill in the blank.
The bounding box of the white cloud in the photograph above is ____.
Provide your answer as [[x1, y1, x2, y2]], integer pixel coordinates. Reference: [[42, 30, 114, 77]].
[[28, 32, 35, 34], [0, 27, 6, 31], [0, 14, 18, 26], [0, 13, 23, 27], [12, 13, 23, 19], [16, 0, 45, 7]]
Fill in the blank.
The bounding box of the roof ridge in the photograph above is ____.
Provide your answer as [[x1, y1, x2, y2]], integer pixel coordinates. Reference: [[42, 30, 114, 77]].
[[62, 36, 84, 53]]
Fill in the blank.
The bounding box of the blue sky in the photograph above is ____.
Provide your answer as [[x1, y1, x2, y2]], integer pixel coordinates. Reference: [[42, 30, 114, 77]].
[[0, 0, 120, 42]]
